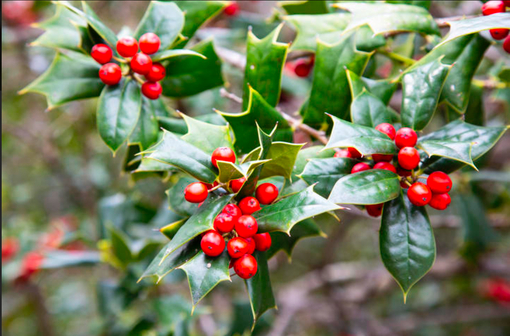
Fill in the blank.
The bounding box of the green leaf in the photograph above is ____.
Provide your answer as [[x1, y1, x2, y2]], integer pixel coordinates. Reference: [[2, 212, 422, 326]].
[[292, 146, 335, 177], [243, 24, 288, 109], [245, 252, 276, 327], [303, 34, 372, 128], [216, 161, 244, 184], [216, 87, 292, 154], [19, 51, 103, 110], [162, 39, 224, 97], [244, 142, 304, 180], [346, 69, 397, 105], [151, 49, 206, 62], [417, 140, 476, 170], [129, 97, 159, 151], [161, 194, 233, 261], [325, 115, 398, 155], [401, 59, 452, 130], [380, 190, 435, 300], [329, 170, 400, 205], [179, 251, 230, 309], [108, 225, 133, 266], [254, 186, 339, 234], [134, 1, 184, 50], [350, 90, 398, 127], [97, 79, 142, 154], [167, 176, 200, 217], [334, 2, 440, 36], [40, 250, 101, 269], [299, 158, 355, 198], [279, 0, 330, 14], [181, 114, 233, 155], [437, 13, 510, 47], [135, 156, 177, 173], [160, 219, 188, 240], [140, 130, 217, 183]]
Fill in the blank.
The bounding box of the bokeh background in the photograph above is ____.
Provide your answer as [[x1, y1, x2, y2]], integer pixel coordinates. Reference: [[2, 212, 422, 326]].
[[2, 1, 510, 336]]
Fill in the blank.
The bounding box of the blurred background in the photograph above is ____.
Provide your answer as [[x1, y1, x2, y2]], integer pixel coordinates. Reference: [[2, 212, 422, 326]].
[[2, 1, 510, 336]]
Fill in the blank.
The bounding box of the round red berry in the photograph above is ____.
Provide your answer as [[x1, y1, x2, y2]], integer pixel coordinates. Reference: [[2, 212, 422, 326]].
[[227, 237, 249, 258], [428, 193, 451, 211], [91, 44, 112, 64], [235, 215, 258, 238], [130, 53, 153, 75], [294, 59, 312, 77], [375, 123, 396, 140], [214, 213, 235, 233], [408, 182, 432, 206], [230, 177, 246, 193], [334, 149, 352, 158], [482, 1, 506, 15], [19, 252, 44, 280], [253, 233, 271, 252], [366, 203, 383, 217], [504, 35, 510, 53], [234, 254, 258, 279], [348, 147, 363, 159], [139, 32, 160, 55], [398, 147, 420, 170], [116, 36, 138, 57], [222, 204, 242, 219], [244, 237, 256, 254], [400, 180, 410, 189], [238, 197, 261, 215], [397, 168, 412, 177], [255, 183, 279, 205], [141, 81, 162, 100], [184, 182, 208, 203], [201, 231, 225, 257], [427, 171, 452, 194], [490, 28, 509, 40], [2, 238, 19, 262], [224, 2, 239, 16], [373, 162, 397, 174], [372, 154, 393, 162], [99, 63, 122, 85], [145, 62, 166, 82], [351, 162, 371, 174], [211, 147, 236, 168], [395, 127, 418, 149]]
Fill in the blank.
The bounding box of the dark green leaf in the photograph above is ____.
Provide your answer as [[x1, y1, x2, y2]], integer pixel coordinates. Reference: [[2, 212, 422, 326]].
[[245, 252, 276, 327], [243, 142, 304, 180], [299, 157, 356, 198], [350, 90, 398, 127], [292, 146, 335, 177], [160, 219, 187, 240], [346, 69, 397, 105], [417, 140, 476, 170], [167, 176, 200, 217], [108, 225, 133, 266], [129, 97, 159, 151], [279, 0, 330, 14], [380, 190, 435, 300], [180, 113, 233, 155]]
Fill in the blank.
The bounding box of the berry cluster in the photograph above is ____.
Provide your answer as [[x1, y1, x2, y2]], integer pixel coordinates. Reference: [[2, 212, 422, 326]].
[[182, 147, 279, 279], [334, 123, 453, 216], [482, 1, 510, 53], [91, 33, 165, 99]]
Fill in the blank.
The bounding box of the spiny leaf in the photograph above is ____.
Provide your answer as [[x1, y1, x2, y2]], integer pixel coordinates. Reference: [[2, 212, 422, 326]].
[[245, 252, 276, 328], [299, 157, 356, 198], [346, 69, 397, 105], [350, 90, 399, 127], [181, 113, 233, 155], [417, 140, 476, 170]]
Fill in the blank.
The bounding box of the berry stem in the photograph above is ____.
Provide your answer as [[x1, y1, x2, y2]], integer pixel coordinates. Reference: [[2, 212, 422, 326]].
[[132, 73, 145, 85], [377, 48, 415, 66], [112, 56, 128, 63], [404, 179, 412, 187]]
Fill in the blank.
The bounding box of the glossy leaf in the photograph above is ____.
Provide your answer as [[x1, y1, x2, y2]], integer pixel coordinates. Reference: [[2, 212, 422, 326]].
[[181, 113, 233, 155], [19, 51, 103, 110], [134, 1, 184, 50], [417, 140, 476, 170], [108, 225, 133, 266], [216, 161, 245, 184], [299, 157, 356, 198], [380, 190, 435, 300], [245, 252, 276, 326], [254, 186, 340, 234], [135, 156, 177, 173], [160, 219, 187, 240], [346, 69, 397, 105], [167, 176, 200, 217], [151, 49, 206, 62], [401, 59, 451, 130], [292, 146, 335, 177], [243, 142, 303, 180], [279, 0, 330, 14], [97, 79, 142, 154], [129, 97, 159, 151], [329, 170, 400, 205], [350, 90, 399, 127], [325, 115, 398, 155]]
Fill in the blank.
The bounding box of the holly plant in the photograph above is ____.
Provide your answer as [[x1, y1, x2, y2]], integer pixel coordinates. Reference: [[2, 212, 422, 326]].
[[20, 0, 510, 328]]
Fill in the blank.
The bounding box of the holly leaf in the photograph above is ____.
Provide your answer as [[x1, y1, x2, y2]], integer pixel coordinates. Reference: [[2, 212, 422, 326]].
[[129, 97, 159, 151], [333, 2, 440, 36], [19, 51, 104, 110], [299, 157, 356, 198], [160, 219, 188, 240], [292, 146, 335, 178], [329, 170, 401, 205], [254, 186, 340, 234], [417, 140, 476, 170], [216, 87, 292, 154], [134, 1, 184, 50], [279, 0, 330, 14], [346, 69, 397, 105], [350, 90, 399, 127], [108, 225, 133, 266], [243, 142, 304, 180], [162, 39, 224, 97], [167, 176, 200, 217], [380, 190, 435, 301], [245, 252, 276, 327], [181, 113, 233, 155], [216, 161, 244, 184], [325, 115, 398, 156], [401, 59, 452, 131], [303, 33, 372, 128], [151, 49, 206, 62]]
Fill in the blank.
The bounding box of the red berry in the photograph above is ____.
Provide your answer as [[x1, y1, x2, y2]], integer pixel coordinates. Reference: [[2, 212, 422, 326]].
[[504, 35, 510, 53], [366, 203, 383, 217], [294, 59, 313, 77], [99, 63, 122, 85], [351, 162, 371, 174], [253, 233, 272, 252], [408, 182, 432, 206], [235, 215, 258, 238], [400, 180, 410, 189], [141, 81, 162, 100], [222, 204, 242, 219], [375, 123, 396, 140], [397, 168, 412, 177], [224, 2, 239, 16], [505, 1, 510, 6], [428, 193, 451, 211], [482, 1, 505, 15], [244, 237, 256, 254], [227, 237, 249, 258], [395, 127, 418, 149], [130, 53, 153, 75], [490, 28, 509, 40], [211, 147, 236, 168], [398, 147, 420, 170], [230, 177, 246, 193], [91, 44, 112, 64], [214, 213, 235, 233], [334, 149, 352, 158], [348, 147, 363, 159], [372, 154, 393, 162], [20, 252, 44, 279], [184, 182, 208, 203], [2, 238, 19, 263], [139, 32, 160, 55], [145, 63, 166, 82], [116, 36, 138, 57], [255, 183, 279, 205], [238, 197, 261, 215], [427, 171, 452, 194], [234, 254, 258, 279], [373, 162, 397, 174], [201, 231, 225, 257]]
